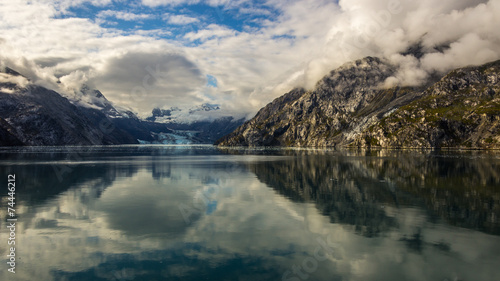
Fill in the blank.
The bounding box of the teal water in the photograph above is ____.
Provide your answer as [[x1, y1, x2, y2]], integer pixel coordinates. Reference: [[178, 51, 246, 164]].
[[1, 145, 499, 281]]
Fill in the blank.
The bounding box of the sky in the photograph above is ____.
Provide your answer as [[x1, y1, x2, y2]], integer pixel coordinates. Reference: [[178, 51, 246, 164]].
[[0, 0, 499, 118]]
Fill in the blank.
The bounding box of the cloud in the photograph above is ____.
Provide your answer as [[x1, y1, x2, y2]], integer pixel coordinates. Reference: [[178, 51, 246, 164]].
[[44, 0, 113, 12], [0, 73, 30, 88], [59, 69, 91, 92], [141, 0, 200, 7], [184, 24, 236, 41], [141, 0, 254, 8], [421, 33, 499, 74], [91, 51, 206, 115], [0, 54, 61, 90], [301, 0, 500, 88], [163, 13, 200, 25], [97, 10, 154, 21]]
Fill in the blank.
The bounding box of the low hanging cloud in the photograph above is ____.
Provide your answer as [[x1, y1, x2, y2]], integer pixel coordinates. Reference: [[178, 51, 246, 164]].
[[300, 0, 500, 89], [91, 51, 206, 115]]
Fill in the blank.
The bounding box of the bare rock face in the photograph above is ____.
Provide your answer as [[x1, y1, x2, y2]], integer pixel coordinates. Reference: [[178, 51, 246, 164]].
[[217, 58, 500, 149], [216, 57, 417, 147], [354, 60, 500, 149]]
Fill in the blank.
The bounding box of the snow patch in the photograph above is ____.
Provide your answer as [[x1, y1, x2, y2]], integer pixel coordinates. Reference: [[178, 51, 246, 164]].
[[147, 103, 225, 124]]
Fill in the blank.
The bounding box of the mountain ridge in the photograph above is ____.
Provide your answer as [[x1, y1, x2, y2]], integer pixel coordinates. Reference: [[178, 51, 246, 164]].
[[216, 57, 500, 149], [0, 67, 243, 146]]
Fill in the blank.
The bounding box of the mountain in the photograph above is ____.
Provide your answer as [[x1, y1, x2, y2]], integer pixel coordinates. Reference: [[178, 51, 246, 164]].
[[0, 67, 174, 146], [145, 106, 181, 122], [146, 103, 221, 123], [145, 105, 245, 144], [352, 60, 500, 148], [188, 103, 220, 114], [69, 84, 135, 119], [216, 57, 500, 149], [0, 83, 136, 146], [0, 65, 244, 146]]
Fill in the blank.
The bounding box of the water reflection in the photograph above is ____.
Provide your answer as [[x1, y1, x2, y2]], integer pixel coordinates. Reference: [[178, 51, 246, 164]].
[[247, 150, 500, 235], [0, 146, 499, 281]]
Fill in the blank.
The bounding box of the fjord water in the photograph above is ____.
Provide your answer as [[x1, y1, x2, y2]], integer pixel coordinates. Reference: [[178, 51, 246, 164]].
[[1, 146, 499, 281]]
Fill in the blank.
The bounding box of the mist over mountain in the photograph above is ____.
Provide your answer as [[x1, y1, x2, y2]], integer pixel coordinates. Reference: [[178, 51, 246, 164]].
[[0, 70, 138, 146], [0, 66, 243, 146], [143, 104, 244, 144]]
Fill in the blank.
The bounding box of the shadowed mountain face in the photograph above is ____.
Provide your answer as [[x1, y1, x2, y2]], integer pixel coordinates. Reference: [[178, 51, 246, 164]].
[[216, 58, 500, 149], [0, 83, 139, 145], [0, 72, 177, 146], [245, 150, 500, 236], [0, 63, 248, 146], [0, 67, 242, 146]]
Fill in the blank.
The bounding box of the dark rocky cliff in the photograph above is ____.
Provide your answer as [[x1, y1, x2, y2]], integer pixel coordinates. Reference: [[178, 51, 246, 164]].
[[0, 83, 139, 146], [0, 69, 176, 146]]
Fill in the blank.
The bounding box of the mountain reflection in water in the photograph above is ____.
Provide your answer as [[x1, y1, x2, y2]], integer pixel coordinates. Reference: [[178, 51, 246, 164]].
[[0, 146, 499, 281]]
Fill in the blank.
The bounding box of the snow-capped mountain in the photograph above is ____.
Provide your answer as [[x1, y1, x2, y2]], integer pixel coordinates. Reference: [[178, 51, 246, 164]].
[[146, 103, 222, 124], [144, 104, 245, 144], [188, 103, 220, 114], [66, 84, 134, 119], [0, 65, 245, 146], [0, 68, 137, 145], [0, 65, 179, 145]]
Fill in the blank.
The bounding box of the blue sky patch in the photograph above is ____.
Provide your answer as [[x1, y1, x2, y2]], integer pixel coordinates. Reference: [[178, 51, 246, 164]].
[[59, 1, 283, 43], [206, 74, 218, 87]]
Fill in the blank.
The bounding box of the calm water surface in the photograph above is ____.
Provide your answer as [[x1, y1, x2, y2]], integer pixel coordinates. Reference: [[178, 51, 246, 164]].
[[0, 145, 499, 281]]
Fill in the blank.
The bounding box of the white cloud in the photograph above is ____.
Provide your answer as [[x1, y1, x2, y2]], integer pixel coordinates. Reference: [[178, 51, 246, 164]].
[[92, 51, 206, 115], [421, 33, 499, 74], [141, 0, 200, 7], [98, 10, 154, 21], [0, 73, 30, 88], [273, 0, 500, 91], [184, 24, 236, 41], [163, 14, 200, 25], [40, 0, 113, 13]]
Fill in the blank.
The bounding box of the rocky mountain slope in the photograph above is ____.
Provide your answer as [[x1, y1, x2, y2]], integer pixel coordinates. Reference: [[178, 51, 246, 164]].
[[353, 60, 500, 148], [0, 67, 173, 146], [0, 65, 245, 146], [0, 84, 136, 146], [216, 57, 500, 149]]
